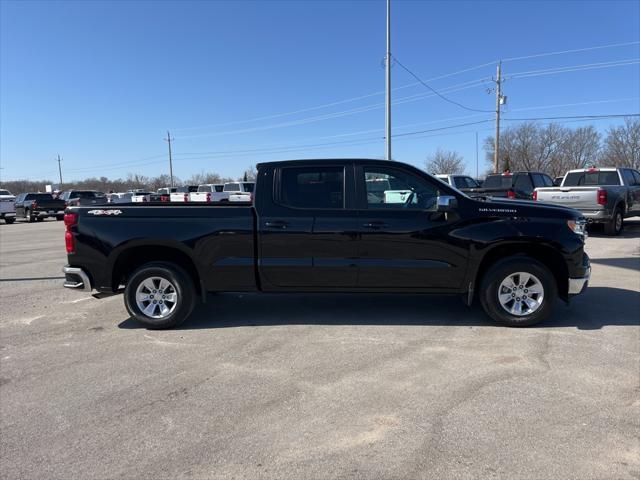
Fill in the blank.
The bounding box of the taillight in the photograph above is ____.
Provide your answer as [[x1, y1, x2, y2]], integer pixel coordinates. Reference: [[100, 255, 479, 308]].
[[64, 213, 78, 253], [184, 193, 189, 202], [532, 190, 538, 201], [250, 193, 254, 203], [597, 188, 607, 205], [206, 192, 211, 203], [32, 201, 39, 210], [142, 196, 148, 202], [507, 190, 516, 199]]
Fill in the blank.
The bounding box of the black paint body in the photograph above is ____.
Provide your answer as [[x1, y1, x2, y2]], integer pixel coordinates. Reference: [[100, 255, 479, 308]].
[[66, 160, 589, 303]]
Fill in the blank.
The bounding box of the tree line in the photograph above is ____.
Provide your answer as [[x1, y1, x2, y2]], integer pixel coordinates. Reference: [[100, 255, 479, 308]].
[[0, 167, 257, 196], [426, 117, 639, 177]]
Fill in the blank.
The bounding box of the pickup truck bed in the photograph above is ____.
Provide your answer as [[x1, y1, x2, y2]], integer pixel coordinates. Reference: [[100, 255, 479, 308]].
[[63, 159, 591, 329]]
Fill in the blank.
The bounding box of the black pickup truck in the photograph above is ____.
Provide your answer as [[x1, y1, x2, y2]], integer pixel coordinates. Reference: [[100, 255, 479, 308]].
[[15, 193, 66, 222], [62, 159, 590, 329]]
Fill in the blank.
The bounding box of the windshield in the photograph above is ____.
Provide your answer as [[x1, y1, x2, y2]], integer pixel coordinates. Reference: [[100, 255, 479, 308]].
[[0, 189, 11, 195], [563, 171, 621, 186], [483, 175, 514, 188], [224, 183, 241, 192]]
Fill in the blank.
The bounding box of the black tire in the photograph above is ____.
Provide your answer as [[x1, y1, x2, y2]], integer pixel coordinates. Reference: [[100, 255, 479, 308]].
[[479, 256, 557, 327], [56, 215, 64, 221], [124, 262, 196, 329], [604, 207, 623, 236], [26, 209, 34, 223], [4, 217, 15, 224], [36, 217, 44, 222]]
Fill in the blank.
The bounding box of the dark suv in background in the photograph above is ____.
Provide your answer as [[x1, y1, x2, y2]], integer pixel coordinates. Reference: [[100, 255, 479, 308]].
[[471, 171, 555, 200]]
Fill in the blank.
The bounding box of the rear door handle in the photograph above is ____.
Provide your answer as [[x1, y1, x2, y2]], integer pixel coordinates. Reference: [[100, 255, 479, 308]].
[[362, 221, 388, 229], [265, 220, 289, 229]]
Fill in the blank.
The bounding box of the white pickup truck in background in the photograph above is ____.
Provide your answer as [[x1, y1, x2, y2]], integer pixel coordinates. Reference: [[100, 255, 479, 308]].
[[169, 186, 199, 202], [225, 182, 255, 202], [0, 188, 16, 224], [189, 184, 229, 203], [534, 167, 640, 235]]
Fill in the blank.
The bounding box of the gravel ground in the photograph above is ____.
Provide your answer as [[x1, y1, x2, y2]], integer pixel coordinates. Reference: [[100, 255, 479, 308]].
[[1, 217, 639, 480]]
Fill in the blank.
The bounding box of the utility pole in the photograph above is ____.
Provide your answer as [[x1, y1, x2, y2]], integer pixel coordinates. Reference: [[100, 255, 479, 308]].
[[475, 132, 479, 179], [493, 61, 502, 173], [57, 155, 63, 187], [385, 0, 392, 160], [164, 131, 174, 187]]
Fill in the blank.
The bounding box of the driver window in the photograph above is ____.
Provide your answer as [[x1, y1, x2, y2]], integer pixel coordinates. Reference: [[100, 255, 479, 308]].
[[364, 166, 441, 210]]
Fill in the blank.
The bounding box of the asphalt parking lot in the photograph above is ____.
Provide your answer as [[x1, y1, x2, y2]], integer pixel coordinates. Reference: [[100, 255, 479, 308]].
[[1, 218, 639, 480]]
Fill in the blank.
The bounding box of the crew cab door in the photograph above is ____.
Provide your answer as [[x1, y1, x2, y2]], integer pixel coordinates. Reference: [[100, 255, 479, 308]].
[[355, 165, 468, 290], [257, 164, 359, 289]]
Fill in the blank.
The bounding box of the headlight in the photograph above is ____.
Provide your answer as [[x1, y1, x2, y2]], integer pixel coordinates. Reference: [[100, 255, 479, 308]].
[[567, 219, 587, 237]]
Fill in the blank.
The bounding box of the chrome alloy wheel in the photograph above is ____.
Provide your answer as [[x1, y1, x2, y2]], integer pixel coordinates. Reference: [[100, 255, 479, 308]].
[[497, 272, 544, 316], [135, 276, 178, 319]]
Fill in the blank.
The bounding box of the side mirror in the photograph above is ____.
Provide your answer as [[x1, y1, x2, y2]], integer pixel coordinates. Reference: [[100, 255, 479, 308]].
[[436, 195, 458, 212]]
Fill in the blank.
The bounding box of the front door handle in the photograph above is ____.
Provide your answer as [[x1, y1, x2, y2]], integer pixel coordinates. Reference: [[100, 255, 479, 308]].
[[362, 221, 388, 229], [265, 220, 289, 229]]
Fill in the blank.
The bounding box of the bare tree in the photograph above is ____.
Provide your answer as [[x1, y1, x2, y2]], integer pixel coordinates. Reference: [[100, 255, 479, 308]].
[[600, 118, 640, 169], [425, 149, 465, 174], [484, 122, 569, 175], [242, 165, 257, 182], [557, 126, 601, 175]]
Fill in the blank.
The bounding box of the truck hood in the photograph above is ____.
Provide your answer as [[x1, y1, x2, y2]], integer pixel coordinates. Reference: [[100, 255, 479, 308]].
[[470, 196, 582, 220]]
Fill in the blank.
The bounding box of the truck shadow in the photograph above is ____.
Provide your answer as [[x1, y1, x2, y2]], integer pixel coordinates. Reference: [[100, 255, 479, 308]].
[[589, 256, 640, 272], [118, 286, 639, 331]]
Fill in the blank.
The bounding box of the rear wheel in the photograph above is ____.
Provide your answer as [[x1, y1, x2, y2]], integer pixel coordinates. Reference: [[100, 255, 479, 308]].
[[4, 217, 15, 224], [56, 215, 64, 221], [480, 256, 557, 327], [26, 210, 34, 223], [604, 207, 623, 236], [124, 262, 196, 329], [36, 217, 44, 222]]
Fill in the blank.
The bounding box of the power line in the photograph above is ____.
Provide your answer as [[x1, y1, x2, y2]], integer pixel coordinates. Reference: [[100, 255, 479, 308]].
[[508, 58, 640, 80], [502, 40, 640, 63], [392, 55, 493, 113], [502, 113, 639, 121], [171, 41, 638, 133], [173, 78, 489, 140]]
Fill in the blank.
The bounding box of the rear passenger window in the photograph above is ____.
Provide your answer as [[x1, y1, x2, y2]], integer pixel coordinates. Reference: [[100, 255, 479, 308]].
[[279, 166, 344, 209], [632, 170, 640, 185], [621, 169, 635, 186], [531, 174, 545, 188], [514, 175, 533, 191]]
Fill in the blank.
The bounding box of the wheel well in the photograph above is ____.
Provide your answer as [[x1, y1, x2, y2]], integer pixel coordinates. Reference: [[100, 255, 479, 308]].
[[112, 246, 202, 296], [475, 244, 569, 301]]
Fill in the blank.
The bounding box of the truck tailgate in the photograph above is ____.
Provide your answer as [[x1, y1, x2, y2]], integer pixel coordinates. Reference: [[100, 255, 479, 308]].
[[535, 187, 600, 209]]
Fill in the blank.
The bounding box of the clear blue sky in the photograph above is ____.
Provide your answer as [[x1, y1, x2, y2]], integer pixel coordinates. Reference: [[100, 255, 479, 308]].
[[1, 0, 639, 182]]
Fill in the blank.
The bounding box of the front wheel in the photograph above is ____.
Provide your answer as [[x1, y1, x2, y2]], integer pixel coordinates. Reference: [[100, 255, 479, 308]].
[[4, 217, 15, 224], [479, 256, 557, 327], [26, 210, 34, 222], [124, 262, 196, 329]]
